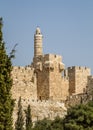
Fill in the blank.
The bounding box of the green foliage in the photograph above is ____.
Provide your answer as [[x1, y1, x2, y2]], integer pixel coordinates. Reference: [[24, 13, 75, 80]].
[[0, 18, 14, 130], [64, 102, 93, 130], [33, 118, 52, 130], [33, 117, 64, 130], [15, 97, 24, 130], [32, 101, 93, 130], [50, 116, 64, 130], [25, 105, 33, 130]]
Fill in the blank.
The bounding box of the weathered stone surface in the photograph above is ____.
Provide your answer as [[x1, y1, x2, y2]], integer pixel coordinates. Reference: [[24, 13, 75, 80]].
[[67, 66, 91, 95], [13, 99, 67, 127], [11, 27, 93, 126], [11, 66, 37, 100]]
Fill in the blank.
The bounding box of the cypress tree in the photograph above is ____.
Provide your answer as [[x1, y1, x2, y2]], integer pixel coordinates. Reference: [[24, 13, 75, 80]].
[[25, 105, 32, 130], [15, 97, 24, 130], [0, 18, 14, 130]]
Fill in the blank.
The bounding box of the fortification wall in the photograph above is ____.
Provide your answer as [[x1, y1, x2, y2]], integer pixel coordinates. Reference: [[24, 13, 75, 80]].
[[61, 77, 69, 100], [67, 66, 91, 95], [87, 76, 93, 94], [65, 93, 92, 107], [13, 99, 67, 127], [11, 66, 37, 100], [75, 66, 90, 94]]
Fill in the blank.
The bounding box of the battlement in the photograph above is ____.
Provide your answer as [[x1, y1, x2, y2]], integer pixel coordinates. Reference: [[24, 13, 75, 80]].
[[12, 66, 35, 77], [11, 65, 37, 101], [13, 66, 34, 71], [15, 98, 66, 106], [34, 54, 64, 72], [88, 75, 93, 80], [43, 54, 64, 71], [68, 66, 90, 72], [44, 54, 62, 62], [13, 98, 66, 126]]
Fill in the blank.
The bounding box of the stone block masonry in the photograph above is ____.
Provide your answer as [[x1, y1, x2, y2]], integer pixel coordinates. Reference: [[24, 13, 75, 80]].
[[11, 66, 37, 100], [13, 99, 67, 127], [67, 66, 91, 95], [11, 27, 93, 125]]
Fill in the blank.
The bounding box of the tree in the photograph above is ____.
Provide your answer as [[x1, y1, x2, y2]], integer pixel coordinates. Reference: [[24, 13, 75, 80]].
[[64, 102, 93, 130], [25, 105, 33, 130], [33, 118, 52, 130], [15, 97, 24, 130], [50, 116, 64, 130], [0, 18, 14, 130], [33, 116, 64, 130]]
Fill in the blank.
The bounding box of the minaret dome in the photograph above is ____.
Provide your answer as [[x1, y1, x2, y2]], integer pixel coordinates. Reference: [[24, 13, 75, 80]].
[[36, 27, 41, 34]]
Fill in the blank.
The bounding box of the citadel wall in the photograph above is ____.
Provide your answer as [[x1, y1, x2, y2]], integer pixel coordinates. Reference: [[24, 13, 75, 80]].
[[66, 66, 91, 95], [87, 76, 93, 95], [11, 66, 37, 100], [75, 66, 90, 94], [65, 93, 92, 107], [61, 77, 69, 100], [11, 64, 68, 127], [13, 99, 67, 126], [11, 27, 93, 126]]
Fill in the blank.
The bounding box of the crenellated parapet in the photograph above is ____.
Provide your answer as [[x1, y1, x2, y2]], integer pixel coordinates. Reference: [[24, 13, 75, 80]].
[[13, 98, 67, 127], [68, 66, 90, 72], [11, 66, 37, 100], [33, 54, 65, 72]]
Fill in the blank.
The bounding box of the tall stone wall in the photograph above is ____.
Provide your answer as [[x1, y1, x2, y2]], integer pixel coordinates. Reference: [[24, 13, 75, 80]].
[[61, 77, 69, 100], [75, 66, 90, 94], [11, 66, 37, 100], [66, 66, 91, 95], [87, 76, 93, 95], [11, 64, 93, 128], [65, 93, 92, 107], [13, 99, 67, 127]]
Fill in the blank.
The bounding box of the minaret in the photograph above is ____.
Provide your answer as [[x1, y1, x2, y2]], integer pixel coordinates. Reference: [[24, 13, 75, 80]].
[[34, 27, 43, 57]]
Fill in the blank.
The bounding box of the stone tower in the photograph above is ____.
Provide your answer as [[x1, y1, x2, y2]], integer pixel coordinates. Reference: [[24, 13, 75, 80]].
[[34, 27, 43, 57], [33, 28, 69, 101]]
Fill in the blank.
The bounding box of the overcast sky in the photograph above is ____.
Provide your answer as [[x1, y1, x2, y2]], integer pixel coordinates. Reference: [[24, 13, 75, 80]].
[[0, 0, 93, 73]]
